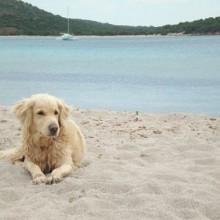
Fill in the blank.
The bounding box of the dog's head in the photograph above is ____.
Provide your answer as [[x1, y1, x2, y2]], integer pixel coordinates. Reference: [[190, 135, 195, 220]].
[[13, 94, 71, 139]]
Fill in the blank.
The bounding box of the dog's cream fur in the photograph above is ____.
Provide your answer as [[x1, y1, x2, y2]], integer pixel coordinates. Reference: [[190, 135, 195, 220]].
[[0, 94, 86, 184]]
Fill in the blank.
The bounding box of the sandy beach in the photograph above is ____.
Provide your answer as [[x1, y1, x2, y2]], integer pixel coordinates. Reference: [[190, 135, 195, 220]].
[[0, 106, 220, 220]]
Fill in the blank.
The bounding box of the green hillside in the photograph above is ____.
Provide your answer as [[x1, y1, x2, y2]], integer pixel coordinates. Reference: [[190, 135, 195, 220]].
[[0, 0, 219, 36]]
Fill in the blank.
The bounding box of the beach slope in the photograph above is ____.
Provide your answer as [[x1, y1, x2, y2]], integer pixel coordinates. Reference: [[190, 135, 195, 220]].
[[0, 106, 220, 220]]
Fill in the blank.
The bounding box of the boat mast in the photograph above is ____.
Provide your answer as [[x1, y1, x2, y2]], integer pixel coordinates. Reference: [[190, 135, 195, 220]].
[[67, 7, 70, 34]]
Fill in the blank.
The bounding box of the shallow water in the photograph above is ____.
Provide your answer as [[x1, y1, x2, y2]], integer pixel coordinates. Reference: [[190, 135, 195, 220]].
[[0, 36, 219, 115]]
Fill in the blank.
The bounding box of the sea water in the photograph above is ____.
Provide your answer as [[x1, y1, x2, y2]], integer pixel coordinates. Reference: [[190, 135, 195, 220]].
[[0, 36, 219, 115]]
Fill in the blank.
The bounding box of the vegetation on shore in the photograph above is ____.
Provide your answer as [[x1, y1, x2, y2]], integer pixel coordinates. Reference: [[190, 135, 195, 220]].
[[0, 0, 219, 36]]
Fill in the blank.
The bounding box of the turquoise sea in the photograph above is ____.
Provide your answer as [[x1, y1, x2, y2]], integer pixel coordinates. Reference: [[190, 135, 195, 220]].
[[0, 36, 219, 115]]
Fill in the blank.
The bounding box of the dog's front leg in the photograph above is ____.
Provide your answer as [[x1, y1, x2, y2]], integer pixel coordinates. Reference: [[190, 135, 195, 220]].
[[46, 162, 74, 184], [24, 158, 47, 184]]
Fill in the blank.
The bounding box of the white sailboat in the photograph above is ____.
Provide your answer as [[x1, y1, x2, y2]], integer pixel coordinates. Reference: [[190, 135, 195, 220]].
[[60, 7, 75, 40]]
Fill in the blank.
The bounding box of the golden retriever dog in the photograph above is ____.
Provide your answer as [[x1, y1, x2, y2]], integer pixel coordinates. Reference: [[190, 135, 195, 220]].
[[0, 94, 86, 184]]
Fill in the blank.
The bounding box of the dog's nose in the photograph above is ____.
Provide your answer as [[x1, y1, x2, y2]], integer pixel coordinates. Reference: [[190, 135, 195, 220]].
[[49, 123, 58, 136]]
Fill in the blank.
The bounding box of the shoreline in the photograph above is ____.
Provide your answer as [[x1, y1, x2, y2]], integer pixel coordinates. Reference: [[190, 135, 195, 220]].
[[0, 33, 220, 39], [0, 105, 219, 118]]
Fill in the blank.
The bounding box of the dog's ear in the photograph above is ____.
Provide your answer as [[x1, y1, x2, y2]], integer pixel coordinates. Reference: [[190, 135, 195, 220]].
[[57, 99, 72, 123], [13, 98, 33, 123]]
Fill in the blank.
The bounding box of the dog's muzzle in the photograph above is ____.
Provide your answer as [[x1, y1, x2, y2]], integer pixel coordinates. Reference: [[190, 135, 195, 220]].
[[48, 123, 58, 136]]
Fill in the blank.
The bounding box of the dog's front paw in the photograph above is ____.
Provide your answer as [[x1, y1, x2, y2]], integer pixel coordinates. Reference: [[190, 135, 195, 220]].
[[46, 171, 63, 184], [33, 174, 47, 185]]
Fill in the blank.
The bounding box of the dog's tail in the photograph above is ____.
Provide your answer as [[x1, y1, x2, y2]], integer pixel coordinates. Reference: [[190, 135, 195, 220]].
[[0, 147, 24, 163]]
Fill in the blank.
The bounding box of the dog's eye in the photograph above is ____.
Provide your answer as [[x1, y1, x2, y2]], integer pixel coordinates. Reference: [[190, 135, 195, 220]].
[[54, 110, 58, 115], [37, 111, 45, 116]]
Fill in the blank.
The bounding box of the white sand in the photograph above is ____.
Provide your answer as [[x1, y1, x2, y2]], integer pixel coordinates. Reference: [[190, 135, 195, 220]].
[[0, 106, 220, 220]]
